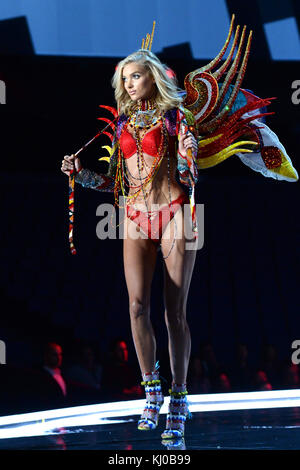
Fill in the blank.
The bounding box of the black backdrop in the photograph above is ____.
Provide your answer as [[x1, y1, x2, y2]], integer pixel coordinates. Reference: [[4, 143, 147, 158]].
[[0, 48, 299, 414]]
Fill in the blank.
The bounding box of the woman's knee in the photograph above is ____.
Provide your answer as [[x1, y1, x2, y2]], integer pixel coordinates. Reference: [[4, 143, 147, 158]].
[[164, 303, 187, 329], [129, 298, 150, 321]]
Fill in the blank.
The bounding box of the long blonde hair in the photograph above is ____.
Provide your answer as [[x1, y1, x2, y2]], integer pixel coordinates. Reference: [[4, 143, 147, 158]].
[[112, 49, 183, 115]]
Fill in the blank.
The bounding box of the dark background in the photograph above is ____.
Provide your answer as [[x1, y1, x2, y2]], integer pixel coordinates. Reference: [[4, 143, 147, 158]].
[[0, 2, 299, 415]]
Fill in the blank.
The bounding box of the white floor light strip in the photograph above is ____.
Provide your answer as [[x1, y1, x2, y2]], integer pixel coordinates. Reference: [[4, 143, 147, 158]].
[[0, 389, 299, 440]]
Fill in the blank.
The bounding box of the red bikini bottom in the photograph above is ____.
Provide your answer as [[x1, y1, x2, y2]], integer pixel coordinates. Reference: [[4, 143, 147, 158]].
[[126, 193, 189, 243]]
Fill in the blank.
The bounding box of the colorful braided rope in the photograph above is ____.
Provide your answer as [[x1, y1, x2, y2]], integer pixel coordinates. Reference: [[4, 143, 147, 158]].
[[68, 169, 76, 255]]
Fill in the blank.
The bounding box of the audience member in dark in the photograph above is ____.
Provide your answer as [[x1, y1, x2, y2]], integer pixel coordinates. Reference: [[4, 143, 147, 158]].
[[229, 343, 254, 392], [259, 344, 281, 389], [198, 342, 219, 383], [64, 341, 103, 394], [214, 371, 231, 393], [187, 355, 211, 394], [280, 361, 300, 389], [33, 342, 68, 409], [252, 370, 272, 391], [101, 338, 143, 401]]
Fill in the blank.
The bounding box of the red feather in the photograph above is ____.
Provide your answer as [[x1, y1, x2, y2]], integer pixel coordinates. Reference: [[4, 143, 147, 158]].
[[99, 105, 118, 118], [97, 117, 116, 131], [102, 131, 114, 142]]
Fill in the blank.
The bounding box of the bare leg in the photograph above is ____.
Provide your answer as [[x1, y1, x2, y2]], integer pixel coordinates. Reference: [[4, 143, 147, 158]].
[[123, 221, 164, 430], [161, 209, 197, 384], [123, 222, 158, 375], [160, 206, 197, 439]]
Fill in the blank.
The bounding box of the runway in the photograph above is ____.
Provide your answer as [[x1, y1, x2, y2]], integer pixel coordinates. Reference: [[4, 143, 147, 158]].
[[0, 389, 300, 451]]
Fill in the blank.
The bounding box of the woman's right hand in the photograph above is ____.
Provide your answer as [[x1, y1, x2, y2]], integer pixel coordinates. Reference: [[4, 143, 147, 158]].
[[61, 154, 82, 176]]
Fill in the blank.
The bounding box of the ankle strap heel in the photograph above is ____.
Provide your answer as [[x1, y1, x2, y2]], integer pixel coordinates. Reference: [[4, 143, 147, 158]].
[[137, 363, 164, 431], [161, 385, 191, 439]]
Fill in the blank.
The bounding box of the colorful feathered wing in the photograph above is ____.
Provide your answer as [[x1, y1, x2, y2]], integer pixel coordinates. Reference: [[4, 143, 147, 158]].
[[182, 14, 298, 182]]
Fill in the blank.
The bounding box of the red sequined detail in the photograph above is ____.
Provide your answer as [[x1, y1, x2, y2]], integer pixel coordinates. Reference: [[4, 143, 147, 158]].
[[120, 125, 162, 159], [261, 146, 282, 169]]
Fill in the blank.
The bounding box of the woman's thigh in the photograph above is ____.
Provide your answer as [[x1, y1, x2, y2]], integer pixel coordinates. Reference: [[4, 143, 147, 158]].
[[161, 210, 197, 313], [123, 230, 158, 306]]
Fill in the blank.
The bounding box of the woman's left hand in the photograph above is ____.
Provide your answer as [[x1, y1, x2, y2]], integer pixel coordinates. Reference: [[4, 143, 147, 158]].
[[178, 132, 198, 158]]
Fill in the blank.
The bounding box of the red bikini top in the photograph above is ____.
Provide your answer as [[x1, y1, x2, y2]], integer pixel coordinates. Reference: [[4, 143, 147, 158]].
[[119, 124, 163, 159]]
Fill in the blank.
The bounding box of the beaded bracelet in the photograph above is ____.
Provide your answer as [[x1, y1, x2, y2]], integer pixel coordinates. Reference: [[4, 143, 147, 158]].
[[141, 379, 161, 387], [169, 389, 188, 397]]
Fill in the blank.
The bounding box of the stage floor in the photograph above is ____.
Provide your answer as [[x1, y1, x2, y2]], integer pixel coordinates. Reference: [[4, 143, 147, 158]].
[[0, 391, 300, 451], [1, 408, 300, 451]]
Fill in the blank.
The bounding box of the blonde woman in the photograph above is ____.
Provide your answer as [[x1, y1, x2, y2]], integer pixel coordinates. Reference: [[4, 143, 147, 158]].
[[61, 49, 198, 440]]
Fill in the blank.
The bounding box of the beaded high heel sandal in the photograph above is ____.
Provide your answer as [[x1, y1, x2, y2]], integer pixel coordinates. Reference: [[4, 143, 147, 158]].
[[138, 363, 164, 431], [161, 383, 191, 439]]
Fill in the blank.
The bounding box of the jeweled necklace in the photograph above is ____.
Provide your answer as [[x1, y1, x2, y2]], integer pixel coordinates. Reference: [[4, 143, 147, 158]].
[[128, 98, 160, 129], [125, 98, 163, 177]]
